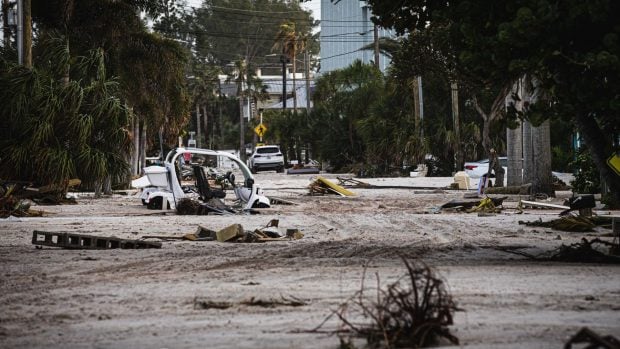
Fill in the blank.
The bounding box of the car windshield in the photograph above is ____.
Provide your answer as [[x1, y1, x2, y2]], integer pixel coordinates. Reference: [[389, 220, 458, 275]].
[[256, 147, 279, 154]]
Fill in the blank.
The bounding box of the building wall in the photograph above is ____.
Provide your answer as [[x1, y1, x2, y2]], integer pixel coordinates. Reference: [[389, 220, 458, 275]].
[[320, 0, 392, 74]]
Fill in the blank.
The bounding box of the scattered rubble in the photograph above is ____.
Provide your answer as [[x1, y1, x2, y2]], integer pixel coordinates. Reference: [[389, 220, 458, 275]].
[[141, 219, 303, 244], [215, 219, 304, 243]]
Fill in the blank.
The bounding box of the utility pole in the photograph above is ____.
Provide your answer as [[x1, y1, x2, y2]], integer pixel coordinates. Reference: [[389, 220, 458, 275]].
[[195, 104, 201, 148], [304, 46, 311, 112], [280, 54, 287, 110], [451, 82, 462, 171], [238, 59, 246, 162], [373, 24, 380, 69]]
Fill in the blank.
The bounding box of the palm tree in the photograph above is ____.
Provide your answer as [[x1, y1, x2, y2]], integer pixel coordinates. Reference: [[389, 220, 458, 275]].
[[273, 21, 305, 113], [31, 0, 190, 177], [0, 35, 131, 196]]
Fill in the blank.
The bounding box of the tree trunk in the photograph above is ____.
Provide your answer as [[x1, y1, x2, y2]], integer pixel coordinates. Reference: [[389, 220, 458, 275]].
[[573, 112, 620, 204], [522, 120, 534, 184], [23, 0, 31, 68], [195, 104, 201, 148], [131, 117, 139, 176], [530, 120, 554, 196], [202, 105, 208, 148], [507, 121, 523, 186], [139, 122, 147, 174], [507, 80, 523, 186], [103, 176, 112, 195]]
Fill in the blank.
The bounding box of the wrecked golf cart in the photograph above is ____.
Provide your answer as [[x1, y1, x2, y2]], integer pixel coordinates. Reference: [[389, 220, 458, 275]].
[[132, 148, 270, 211]]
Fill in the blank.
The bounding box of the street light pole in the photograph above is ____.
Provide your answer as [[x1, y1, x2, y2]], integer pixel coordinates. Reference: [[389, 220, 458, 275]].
[[280, 54, 287, 110]]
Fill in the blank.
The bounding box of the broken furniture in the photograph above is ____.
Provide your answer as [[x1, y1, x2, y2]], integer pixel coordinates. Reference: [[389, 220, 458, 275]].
[[32, 231, 162, 249]]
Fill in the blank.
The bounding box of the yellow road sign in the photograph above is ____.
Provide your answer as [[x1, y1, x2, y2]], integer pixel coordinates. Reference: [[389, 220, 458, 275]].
[[608, 153, 620, 176], [254, 123, 267, 137]]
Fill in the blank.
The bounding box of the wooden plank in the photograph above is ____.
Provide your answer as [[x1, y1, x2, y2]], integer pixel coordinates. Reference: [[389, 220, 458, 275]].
[[314, 176, 356, 196], [520, 200, 569, 210]]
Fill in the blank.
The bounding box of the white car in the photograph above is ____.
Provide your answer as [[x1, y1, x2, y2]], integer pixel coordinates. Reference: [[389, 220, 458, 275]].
[[248, 145, 285, 173], [464, 157, 508, 178]]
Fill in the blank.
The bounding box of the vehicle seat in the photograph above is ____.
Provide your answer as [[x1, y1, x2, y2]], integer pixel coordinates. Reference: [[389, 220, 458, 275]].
[[193, 166, 226, 201]]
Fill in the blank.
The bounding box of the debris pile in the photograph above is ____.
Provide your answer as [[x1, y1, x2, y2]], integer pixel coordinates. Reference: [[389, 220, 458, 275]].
[[439, 196, 506, 213], [327, 258, 459, 348], [500, 238, 620, 264], [215, 219, 304, 243], [309, 176, 356, 196], [519, 215, 612, 232], [142, 219, 303, 243]]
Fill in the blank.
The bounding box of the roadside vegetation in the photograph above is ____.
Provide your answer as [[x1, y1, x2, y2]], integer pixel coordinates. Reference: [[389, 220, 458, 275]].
[[1, 0, 617, 204]]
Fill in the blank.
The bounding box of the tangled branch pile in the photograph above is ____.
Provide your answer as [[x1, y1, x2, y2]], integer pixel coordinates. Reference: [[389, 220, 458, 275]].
[[337, 258, 459, 348]]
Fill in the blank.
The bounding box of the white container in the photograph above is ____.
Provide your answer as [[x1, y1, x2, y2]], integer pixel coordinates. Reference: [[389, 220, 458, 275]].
[[453, 171, 470, 190], [144, 166, 168, 187]]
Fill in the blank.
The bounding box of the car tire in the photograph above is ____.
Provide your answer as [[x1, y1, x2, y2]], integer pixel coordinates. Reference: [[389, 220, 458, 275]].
[[251, 166, 258, 174], [276, 166, 284, 173]]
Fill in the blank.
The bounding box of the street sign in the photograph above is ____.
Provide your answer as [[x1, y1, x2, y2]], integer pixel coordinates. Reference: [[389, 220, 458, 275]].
[[254, 123, 267, 137]]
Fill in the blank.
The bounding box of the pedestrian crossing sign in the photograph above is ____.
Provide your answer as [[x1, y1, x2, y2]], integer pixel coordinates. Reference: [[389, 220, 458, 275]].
[[254, 123, 267, 137]]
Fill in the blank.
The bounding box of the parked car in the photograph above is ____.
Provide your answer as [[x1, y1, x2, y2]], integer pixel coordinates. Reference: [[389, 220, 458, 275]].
[[463, 157, 508, 178], [248, 145, 285, 173]]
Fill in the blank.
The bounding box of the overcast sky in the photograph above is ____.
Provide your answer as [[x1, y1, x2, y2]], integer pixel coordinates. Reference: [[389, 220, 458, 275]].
[[185, 0, 321, 20]]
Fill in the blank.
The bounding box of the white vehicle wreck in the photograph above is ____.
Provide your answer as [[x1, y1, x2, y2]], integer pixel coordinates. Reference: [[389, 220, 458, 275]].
[[132, 148, 271, 211]]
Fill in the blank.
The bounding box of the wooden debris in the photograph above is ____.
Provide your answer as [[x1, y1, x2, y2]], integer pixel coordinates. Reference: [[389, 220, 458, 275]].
[[32, 231, 162, 249], [309, 176, 356, 196], [216, 224, 245, 242], [441, 197, 507, 211], [337, 177, 372, 188], [519, 200, 569, 210]]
